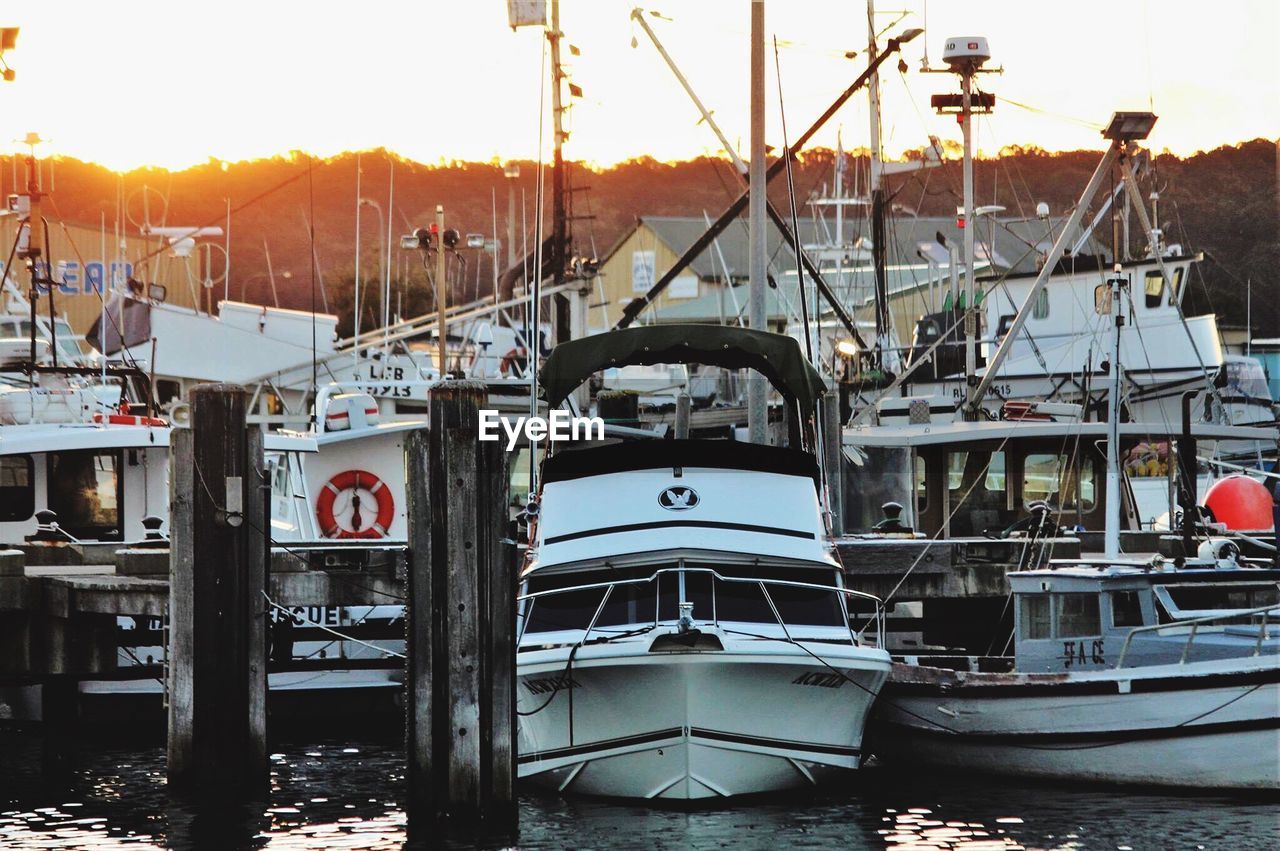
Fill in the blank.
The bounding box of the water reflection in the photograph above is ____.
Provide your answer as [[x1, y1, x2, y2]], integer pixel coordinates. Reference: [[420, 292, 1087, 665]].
[[0, 734, 1274, 850]]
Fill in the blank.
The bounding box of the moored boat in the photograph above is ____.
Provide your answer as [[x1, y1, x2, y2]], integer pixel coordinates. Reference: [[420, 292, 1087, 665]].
[[516, 325, 891, 799]]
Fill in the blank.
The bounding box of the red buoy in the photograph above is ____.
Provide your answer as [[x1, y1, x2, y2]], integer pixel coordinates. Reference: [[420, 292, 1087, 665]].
[[1203, 475, 1275, 531]]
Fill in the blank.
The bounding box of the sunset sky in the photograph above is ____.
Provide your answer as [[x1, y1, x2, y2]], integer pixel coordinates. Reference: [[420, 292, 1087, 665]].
[[0, 1, 1275, 171]]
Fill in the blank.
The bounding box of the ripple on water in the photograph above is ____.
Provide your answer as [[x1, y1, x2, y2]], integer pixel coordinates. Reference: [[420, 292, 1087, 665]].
[[0, 736, 1276, 849]]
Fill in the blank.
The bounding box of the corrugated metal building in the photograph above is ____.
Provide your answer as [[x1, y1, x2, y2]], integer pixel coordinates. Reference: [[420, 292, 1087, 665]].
[[0, 216, 207, 334]]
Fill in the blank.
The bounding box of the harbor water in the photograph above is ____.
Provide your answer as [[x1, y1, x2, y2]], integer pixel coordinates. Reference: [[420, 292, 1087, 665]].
[[0, 730, 1275, 850]]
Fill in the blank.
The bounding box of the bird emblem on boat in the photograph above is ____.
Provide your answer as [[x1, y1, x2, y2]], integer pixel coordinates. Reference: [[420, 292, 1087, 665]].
[[658, 486, 699, 510]]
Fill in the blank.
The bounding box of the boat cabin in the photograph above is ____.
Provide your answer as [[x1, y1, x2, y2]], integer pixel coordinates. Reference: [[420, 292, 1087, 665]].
[[842, 420, 1277, 538], [1009, 561, 1280, 674], [519, 324, 880, 646], [0, 424, 171, 542]]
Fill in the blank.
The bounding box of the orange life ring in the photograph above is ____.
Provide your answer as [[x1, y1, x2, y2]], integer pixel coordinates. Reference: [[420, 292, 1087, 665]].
[[93, 413, 168, 427], [315, 469, 395, 539]]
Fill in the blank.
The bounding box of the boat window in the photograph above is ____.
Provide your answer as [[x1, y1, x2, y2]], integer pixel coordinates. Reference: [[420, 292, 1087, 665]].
[[715, 580, 775, 624], [47, 450, 120, 539], [597, 580, 659, 628], [1057, 593, 1102, 638], [844, 445, 914, 533], [524, 586, 606, 633], [1164, 584, 1279, 612], [687, 572, 715, 622], [770, 583, 843, 627], [1168, 267, 1183, 305], [1144, 270, 1165, 308], [947, 451, 1005, 493], [947, 450, 1009, 537], [1224, 359, 1272, 404], [1032, 288, 1050, 320], [914, 454, 927, 515], [1111, 590, 1145, 627], [156, 379, 182, 406], [3, 320, 35, 340], [0, 455, 34, 522], [1020, 595, 1051, 639], [1023, 453, 1095, 512], [657, 571, 679, 621]]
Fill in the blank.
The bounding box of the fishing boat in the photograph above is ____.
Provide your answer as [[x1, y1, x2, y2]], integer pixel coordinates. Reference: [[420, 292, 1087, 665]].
[[871, 551, 1279, 790], [844, 259, 1279, 791], [515, 324, 891, 799]]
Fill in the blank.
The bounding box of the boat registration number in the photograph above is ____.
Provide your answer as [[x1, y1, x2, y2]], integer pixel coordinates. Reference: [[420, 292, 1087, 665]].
[[1060, 639, 1105, 668]]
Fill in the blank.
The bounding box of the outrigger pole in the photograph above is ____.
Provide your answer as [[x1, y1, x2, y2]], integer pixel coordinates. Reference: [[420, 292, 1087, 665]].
[[965, 112, 1157, 417], [613, 26, 921, 345]]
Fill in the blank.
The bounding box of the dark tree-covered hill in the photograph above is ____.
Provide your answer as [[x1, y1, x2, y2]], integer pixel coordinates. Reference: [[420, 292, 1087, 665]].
[[14, 139, 1278, 335]]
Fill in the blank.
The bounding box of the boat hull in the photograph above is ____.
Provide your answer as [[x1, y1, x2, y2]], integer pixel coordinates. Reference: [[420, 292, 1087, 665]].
[[518, 639, 889, 799], [871, 659, 1280, 790]]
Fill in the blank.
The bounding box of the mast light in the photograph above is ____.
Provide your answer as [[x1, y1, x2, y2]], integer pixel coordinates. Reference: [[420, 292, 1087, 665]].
[[1102, 112, 1157, 142]]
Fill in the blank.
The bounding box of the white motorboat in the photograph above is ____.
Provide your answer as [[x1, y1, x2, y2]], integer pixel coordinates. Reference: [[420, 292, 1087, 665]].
[[516, 325, 891, 799]]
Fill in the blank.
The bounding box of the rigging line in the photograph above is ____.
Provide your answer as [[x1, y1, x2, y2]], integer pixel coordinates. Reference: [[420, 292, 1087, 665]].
[[870, 423, 1031, 609], [993, 95, 1104, 131], [41, 197, 150, 380], [975, 111, 1033, 225], [1123, 288, 1210, 537], [516, 625, 657, 717], [127, 167, 313, 273], [308, 154, 318, 425], [261, 592, 406, 659], [245, 516, 407, 602]]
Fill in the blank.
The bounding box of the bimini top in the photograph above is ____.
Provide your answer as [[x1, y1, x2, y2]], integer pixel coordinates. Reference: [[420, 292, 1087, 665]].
[[538, 324, 827, 411]]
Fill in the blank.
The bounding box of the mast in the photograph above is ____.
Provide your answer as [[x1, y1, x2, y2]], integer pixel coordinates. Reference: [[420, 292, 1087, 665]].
[[930, 36, 998, 415], [549, 0, 567, 308], [866, 0, 890, 370], [834, 130, 845, 256], [747, 0, 768, 443], [959, 65, 978, 404], [353, 153, 362, 377], [1104, 266, 1126, 558], [436, 205, 447, 374]]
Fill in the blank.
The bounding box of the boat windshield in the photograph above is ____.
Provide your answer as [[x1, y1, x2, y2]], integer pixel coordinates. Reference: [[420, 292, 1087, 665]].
[[1155, 582, 1280, 620], [520, 563, 867, 641]]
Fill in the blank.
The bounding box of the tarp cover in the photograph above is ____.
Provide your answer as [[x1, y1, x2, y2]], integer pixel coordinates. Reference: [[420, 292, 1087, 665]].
[[539, 324, 827, 411]]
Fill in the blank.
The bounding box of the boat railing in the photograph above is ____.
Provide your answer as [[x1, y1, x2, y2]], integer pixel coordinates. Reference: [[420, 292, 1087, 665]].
[[1114, 601, 1280, 669], [518, 566, 887, 650]]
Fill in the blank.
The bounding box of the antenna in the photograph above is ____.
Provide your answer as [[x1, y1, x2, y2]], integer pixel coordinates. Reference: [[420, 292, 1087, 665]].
[[926, 36, 1001, 416]]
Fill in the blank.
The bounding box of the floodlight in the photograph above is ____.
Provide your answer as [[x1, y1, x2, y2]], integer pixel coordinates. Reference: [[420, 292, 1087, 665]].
[[835, 340, 860, 359], [1102, 111, 1157, 142], [896, 28, 924, 44]]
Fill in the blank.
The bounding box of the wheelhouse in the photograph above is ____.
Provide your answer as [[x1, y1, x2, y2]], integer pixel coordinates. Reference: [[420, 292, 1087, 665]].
[[1009, 563, 1280, 674], [842, 420, 1276, 538]]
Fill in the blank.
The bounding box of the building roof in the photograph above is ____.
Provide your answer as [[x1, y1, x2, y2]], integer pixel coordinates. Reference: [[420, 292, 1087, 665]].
[[618, 213, 1095, 283]]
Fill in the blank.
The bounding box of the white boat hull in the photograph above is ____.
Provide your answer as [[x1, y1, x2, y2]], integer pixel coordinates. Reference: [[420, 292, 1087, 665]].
[[871, 658, 1280, 790], [518, 635, 889, 799]]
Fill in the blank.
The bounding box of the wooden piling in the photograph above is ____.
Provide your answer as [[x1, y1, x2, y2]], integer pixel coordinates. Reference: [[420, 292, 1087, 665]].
[[167, 383, 268, 794], [406, 380, 515, 833], [674, 392, 691, 439]]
